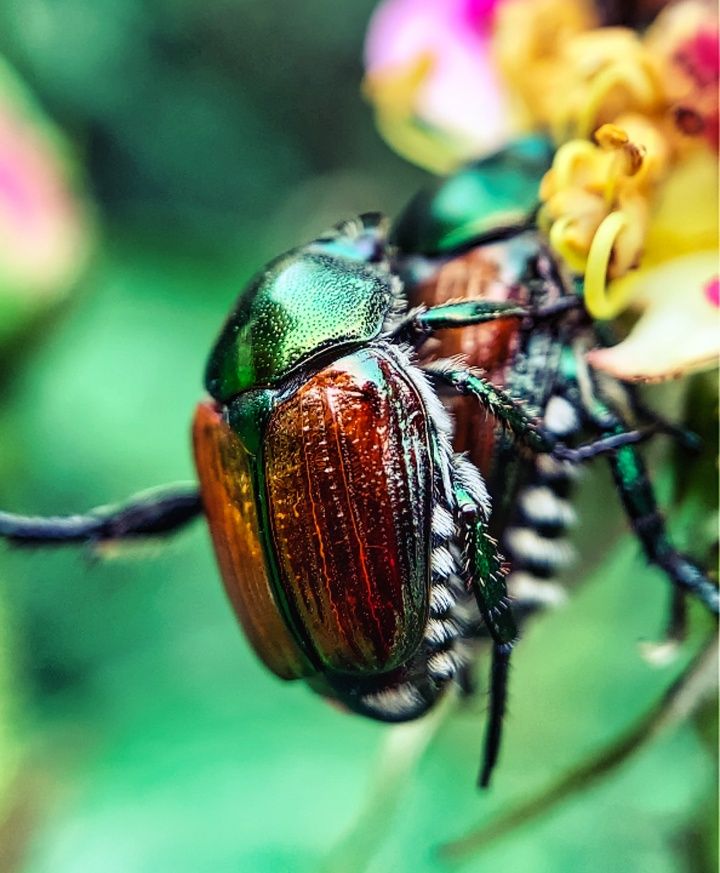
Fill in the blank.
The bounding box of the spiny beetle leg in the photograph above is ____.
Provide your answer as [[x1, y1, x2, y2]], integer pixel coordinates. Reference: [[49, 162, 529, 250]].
[[430, 366, 555, 453], [456, 485, 517, 788], [578, 388, 719, 615], [608, 437, 718, 615], [397, 296, 581, 341], [429, 367, 682, 469], [0, 485, 203, 546], [482, 644, 513, 788], [550, 425, 671, 463], [409, 300, 530, 335]]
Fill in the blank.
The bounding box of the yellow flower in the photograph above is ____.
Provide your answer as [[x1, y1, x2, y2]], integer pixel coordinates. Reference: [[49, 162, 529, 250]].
[[494, 0, 711, 146], [363, 0, 719, 380], [494, 0, 665, 139], [538, 119, 670, 318], [586, 149, 718, 382], [530, 2, 719, 380]]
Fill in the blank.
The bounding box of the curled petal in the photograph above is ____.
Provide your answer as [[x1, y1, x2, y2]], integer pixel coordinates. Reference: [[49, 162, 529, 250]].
[[539, 124, 662, 304], [587, 252, 720, 381]]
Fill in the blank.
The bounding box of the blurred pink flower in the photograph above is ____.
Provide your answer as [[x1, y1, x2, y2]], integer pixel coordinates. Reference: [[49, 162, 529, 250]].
[[363, 0, 511, 172], [0, 58, 93, 346]]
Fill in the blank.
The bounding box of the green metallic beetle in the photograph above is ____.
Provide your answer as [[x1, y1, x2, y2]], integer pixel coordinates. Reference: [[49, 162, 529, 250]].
[[391, 137, 716, 609], [1, 138, 716, 787]]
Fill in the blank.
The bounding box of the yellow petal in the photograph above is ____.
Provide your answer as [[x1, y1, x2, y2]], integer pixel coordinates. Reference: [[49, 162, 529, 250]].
[[362, 53, 435, 115], [643, 149, 719, 264], [586, 251, 720, 381], [373, 110, 465, 174]]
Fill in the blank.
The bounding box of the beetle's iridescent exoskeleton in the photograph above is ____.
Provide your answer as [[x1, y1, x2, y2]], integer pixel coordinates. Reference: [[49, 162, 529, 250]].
[[1, 140, 716, 787], [391, 138, 719, 643]]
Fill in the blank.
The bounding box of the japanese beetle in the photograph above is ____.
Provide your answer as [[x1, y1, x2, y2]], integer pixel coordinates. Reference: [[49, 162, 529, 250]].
[[1, 142, 716, 788], [392, 138, 719, 634]]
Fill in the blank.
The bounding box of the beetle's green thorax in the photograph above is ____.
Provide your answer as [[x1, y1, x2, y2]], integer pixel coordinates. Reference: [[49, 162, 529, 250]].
[[227, 388, 274, 457], [390, 135, 554, 255], [205, 217, 397, 402]]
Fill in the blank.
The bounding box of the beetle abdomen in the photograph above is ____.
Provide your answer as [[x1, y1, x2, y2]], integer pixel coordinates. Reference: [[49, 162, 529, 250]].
[[264, 347, 433, 675], [192, 401, 312, 680]]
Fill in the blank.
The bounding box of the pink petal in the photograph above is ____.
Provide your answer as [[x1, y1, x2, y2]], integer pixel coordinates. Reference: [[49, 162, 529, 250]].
[[365, 0, 511, 158], [461, 0, 504, 30], [0, 60, 92, 304], [704, 275, 719, 307], [365, 0, 498, 71]]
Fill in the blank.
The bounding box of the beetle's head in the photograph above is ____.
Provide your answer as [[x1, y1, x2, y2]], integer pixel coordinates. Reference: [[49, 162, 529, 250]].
[[306, 212, 390, 264], [391, 135, 554, 255], [204, 214, 402, 404]]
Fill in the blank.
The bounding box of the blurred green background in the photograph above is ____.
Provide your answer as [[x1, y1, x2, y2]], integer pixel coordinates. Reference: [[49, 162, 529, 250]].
[[0, 2, 716, 871]]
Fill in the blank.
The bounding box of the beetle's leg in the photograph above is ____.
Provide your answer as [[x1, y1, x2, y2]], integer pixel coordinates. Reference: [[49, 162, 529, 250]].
[[430, 363, 686, 466], [621, 387, 702, 453], [602, 435, 717, 614], [0, 484, 202, 546], [549, 425, 673, 463], [452, 459, 517, 787], [402, 300, 530, 336], [389, 300, 526, 343], [428, 364, 555, 453], [432, 363, 651, 454], [393, 296, 581, 341], [563, 364, 720, 615]]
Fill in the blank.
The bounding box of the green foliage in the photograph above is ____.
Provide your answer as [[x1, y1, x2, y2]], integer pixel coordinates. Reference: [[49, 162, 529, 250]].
[[0, 0, 422, 241]]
